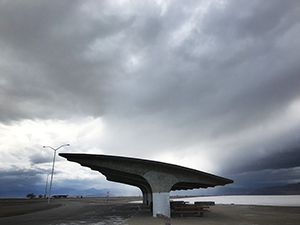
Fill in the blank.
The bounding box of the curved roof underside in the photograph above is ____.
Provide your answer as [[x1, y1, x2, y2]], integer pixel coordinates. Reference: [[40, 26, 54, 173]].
[[59, 153, 233, 192]]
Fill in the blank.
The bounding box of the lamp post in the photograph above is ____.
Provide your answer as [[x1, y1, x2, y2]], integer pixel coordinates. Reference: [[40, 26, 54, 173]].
[[44, 173, 51, 198], [44, 144, 70, 205]]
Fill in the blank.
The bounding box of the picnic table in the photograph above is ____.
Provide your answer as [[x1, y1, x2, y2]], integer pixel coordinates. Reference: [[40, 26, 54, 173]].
[[171, 201, 213, 217]]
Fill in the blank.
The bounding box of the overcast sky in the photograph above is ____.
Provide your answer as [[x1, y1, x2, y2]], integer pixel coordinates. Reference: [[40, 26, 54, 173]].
[[1, 0, 300, 197]]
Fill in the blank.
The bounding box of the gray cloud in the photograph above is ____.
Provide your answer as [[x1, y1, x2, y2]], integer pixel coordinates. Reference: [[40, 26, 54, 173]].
[[228, 166, 300, 189], [1, 0, 300, 195], [229, 145, 300, 174], [0, 166, 47, 190], [29, 153, 52, 165]]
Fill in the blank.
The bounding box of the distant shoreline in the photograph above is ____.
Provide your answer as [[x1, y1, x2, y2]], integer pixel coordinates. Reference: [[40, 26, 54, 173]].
[[172, 195, 300, 207]]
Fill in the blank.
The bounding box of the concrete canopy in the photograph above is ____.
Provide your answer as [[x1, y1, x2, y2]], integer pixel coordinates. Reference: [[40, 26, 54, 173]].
[[59, 153, 233, 217]]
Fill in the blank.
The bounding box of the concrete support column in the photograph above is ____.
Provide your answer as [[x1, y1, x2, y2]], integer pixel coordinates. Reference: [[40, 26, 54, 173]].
[[142, 192, 152, 205], [143, 192, 147, 204], [141, 189, 146, 204], [144, 171, 178, 217], [152, 192, 170, 217], [139, 185, 152, 205], [147, 192, 152, 205]]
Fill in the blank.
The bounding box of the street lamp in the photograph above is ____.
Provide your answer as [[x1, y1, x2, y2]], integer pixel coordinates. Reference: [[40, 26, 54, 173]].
[[44, 144, 70, 205], [44, 173, 51, 198]]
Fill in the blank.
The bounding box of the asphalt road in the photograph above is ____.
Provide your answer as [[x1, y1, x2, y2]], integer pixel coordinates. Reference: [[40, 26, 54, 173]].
[[0, 197, 141, 225]]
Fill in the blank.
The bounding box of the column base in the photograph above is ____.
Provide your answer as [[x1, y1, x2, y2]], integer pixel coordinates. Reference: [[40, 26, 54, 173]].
[[152, 192, 170, 217]]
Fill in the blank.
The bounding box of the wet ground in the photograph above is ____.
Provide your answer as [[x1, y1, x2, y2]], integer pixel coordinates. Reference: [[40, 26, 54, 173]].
[[0, 197, 141, 225], [1, 197, 300, 225], [48, 203, 140, 225]]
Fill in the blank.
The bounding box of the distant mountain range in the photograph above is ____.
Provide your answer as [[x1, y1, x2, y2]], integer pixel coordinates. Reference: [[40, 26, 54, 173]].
[[1, 183, 300, 198], [52, 187, 111, 197], [220, 183, 300, 195], [0, 187, 121, 198]]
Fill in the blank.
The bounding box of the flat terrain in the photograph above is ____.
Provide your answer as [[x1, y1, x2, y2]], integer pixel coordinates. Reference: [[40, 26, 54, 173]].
[[0, 198, 62, 217], [1, 197, 300, 225]]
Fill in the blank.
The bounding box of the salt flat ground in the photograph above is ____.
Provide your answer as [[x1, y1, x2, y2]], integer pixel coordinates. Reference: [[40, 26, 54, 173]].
[[1, 197, 300, 225]]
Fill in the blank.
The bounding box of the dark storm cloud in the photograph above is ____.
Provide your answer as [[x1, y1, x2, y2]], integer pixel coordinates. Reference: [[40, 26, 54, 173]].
[[202, 0, 299, 39], [215, 66, 300, 134], [1, 0, 299, 128], [1, 0, 300, 193], [0, 0, 134, 122], [106, 0, 300, 135], [220, 128, 300, 188], [228, 166, 300, 189], [0, 166, 48, 190], [29, 153, 52, 164], [230, 145, 300, 174], [29, 149, 67, 165], [0, 166, 44, 177]]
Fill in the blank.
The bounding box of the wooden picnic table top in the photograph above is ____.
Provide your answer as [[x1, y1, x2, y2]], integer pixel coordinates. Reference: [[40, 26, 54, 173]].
[[173, 205, 210, 209], [170, 201, 189, 204], [194, 201, 215, 205]]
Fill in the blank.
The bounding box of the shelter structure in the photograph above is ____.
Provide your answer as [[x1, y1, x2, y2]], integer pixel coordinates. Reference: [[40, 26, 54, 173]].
[[59, 153, 233, 217]]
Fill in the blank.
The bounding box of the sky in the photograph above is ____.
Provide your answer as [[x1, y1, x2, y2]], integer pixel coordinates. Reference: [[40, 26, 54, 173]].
[[1, 0, 300, 197]]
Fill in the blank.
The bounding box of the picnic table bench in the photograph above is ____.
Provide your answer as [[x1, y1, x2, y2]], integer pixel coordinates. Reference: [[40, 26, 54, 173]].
[[171, 201, 211, 218], [172, 205, 210, 217]]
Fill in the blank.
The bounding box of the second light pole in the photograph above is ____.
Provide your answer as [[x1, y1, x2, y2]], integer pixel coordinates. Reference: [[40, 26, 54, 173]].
[[44, 144, 70, 205], [44, 173, 51, 198]]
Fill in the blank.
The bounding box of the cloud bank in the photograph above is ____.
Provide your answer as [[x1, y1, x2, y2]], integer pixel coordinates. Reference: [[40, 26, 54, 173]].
[[1, 0, 300, 196]]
